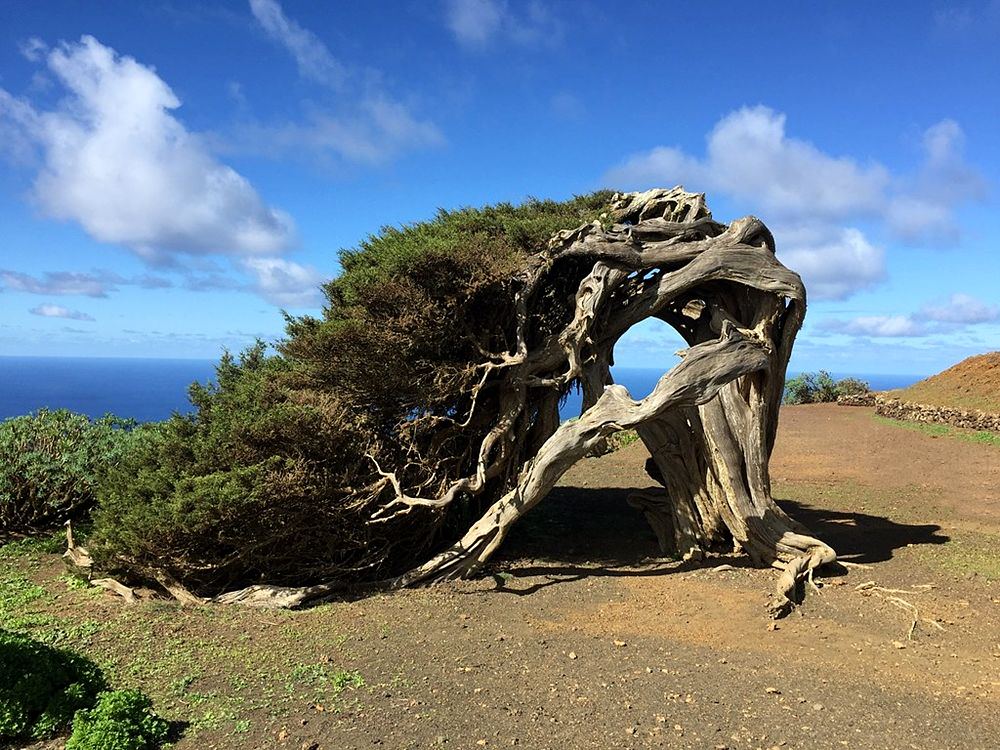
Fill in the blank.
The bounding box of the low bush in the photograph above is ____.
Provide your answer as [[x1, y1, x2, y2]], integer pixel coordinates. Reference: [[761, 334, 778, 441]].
[[0, 629, 105, 741], [0, 409, 135, 538], [67, 689, 169, 750], [90, 345, 390, 592], [783, 371, 870, 405]]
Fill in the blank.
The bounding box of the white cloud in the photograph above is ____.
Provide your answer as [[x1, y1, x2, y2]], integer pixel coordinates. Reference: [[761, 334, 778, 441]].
[[0, 89, 41, 165], [823, 315, 926, 338], [242, 257, 324, 307], [18, 37, 47, 62], [0, 269, 175, 297], [29, 304, 95, 321], [241, 1, 442, 166], [604, 106, 984, 301], [446, 0, 504, 46], [918, 293, 1000, 324], [885, 120, 986, 244], [2, 269, 113, 297], [777, 226, 886, 301], [820, 292, 999, 341], [0, 36, 295, 263], [248, 0, 346, 88], [606, 106, 889, 222], [934, 1, 1000, 34], [445, 0, 561, 48], [241, 97, 443, 166]]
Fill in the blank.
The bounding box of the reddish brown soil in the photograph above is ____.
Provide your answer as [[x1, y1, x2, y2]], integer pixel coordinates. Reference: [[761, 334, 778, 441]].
[[889, 351, 1000, 412], [17, 404, 1000, 750], [227, 405, 1000, 749]]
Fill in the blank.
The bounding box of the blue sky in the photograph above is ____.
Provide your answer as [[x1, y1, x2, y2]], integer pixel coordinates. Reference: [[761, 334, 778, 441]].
[[1, 0, 998, 376]]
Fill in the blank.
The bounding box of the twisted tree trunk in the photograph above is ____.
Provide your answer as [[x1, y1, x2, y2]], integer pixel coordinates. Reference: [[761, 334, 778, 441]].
[[385, 188, 835, 616]]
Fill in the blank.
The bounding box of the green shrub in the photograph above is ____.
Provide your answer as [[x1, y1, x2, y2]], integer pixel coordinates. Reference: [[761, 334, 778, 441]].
[[66, 689, 169, 750], [91, 193, 616, 594], [783, 371, 871, 405], [0, 409, 136, 537], [0, 629, 105, 741], [834, 377, 871, 397], [91, 345, 386, 591]]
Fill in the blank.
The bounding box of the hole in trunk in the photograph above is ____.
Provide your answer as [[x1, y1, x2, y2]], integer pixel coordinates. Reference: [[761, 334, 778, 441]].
[[609, 317, 687, 401]]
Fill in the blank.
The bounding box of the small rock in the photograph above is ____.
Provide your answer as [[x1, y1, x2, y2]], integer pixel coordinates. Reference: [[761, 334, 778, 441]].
[[892, 640, 907, 649], [568, 651, 577, 660], [613, 640, 627, 647], [812, 703, 824, 711], [626, 727, 637, 736], [765, 687, 781, 694]]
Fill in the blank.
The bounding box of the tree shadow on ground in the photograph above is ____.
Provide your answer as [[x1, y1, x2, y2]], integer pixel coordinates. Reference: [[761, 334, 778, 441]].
[[776, 498, 948, 565], [488, 486, 949, 592]]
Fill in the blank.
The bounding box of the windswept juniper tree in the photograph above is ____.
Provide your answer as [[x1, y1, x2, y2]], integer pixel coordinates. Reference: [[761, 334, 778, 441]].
[[93, 188, 834, 616]]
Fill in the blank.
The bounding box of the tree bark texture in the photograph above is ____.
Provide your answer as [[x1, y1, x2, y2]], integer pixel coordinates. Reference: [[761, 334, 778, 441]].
[[379, 188, 835, 616]]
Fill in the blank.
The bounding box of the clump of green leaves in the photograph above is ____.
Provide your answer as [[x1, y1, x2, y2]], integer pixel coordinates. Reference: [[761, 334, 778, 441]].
[[0, 409, 136, 537], [0, 629, 105, 741], [605, 429, 640, 452], [66, 689, 169, 750], [91, 193, 616, 594], [90, 345, 373, 592], [287, 192, 615, 418], [783, 371, 870, 405]]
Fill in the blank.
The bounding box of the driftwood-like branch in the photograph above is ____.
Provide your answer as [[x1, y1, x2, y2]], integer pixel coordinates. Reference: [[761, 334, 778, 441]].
[[389, 187, 835, 614]]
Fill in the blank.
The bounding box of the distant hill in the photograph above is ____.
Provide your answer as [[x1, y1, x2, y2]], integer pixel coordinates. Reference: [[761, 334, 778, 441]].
[[888, 352, 1000, 413]]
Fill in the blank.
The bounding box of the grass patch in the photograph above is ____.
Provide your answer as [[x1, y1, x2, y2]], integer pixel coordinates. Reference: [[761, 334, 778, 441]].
[[0, 531, 66, 561], [288, 664, 365, 706], [913, 533, 1000, 581], [0, 538, 374, 744], [872, 414, 1000, 447]]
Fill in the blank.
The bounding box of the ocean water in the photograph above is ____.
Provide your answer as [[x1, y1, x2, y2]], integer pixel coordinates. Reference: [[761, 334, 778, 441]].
[[0, 356, 217, 423], [0, 357, 924, 423]]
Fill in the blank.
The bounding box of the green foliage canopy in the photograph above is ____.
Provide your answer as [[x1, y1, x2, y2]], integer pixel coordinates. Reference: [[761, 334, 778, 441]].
[[92, 192, 617, 593]]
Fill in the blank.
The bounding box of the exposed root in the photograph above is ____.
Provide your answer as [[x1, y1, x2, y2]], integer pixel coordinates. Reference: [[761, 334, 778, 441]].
[[766, 542, 837, 619], [152, 569, 205, 606], [856, 580, 942, 640], [90, 577, 137, 603]]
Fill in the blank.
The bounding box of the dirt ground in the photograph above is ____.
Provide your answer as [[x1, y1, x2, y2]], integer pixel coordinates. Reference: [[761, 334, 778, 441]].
[[6, 404, 999, 750]]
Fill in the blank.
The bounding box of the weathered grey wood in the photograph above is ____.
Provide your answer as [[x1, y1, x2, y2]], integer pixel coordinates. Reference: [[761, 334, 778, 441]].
[[91, 577, 137, 603], [387, 188, 836, 616], [213, 582, 340, 609]]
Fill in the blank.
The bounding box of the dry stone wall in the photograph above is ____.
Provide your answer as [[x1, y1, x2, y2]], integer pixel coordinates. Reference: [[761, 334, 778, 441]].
[[837, 393, 1000, 432]]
